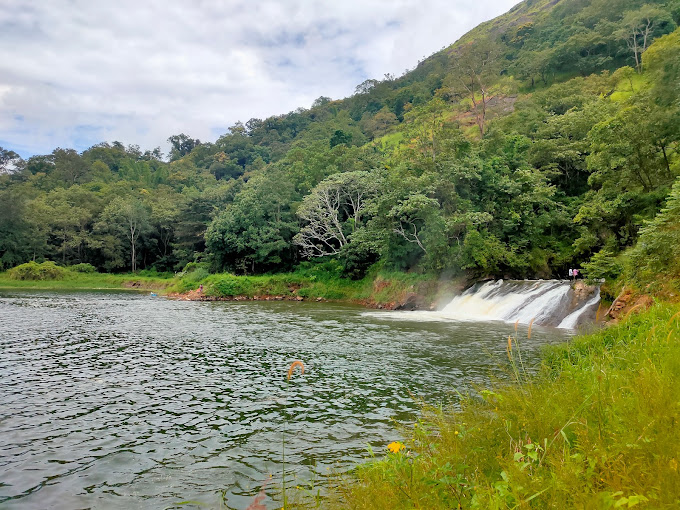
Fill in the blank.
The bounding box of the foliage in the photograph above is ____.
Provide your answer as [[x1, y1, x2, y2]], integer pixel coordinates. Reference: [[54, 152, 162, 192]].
[[7, 261, 69, 280], [0, 1, 678, 286], [627, 176, 680, 283], [582, 249, 624, 281], [70, 262, 97, 273]]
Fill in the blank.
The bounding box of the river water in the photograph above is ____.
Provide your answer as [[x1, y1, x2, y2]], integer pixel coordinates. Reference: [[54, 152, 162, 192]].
[[0, 290, 569, 509]]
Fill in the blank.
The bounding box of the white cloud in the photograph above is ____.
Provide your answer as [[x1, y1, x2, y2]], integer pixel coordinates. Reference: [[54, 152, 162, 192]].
[[0, 0, 519, 157]]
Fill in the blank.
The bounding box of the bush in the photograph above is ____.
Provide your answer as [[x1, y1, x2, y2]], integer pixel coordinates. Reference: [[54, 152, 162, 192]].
[[582, 249, 623, 281], [627, 177, 680, 283], [206, 274, 254, 296], [8, 261, 69, 281], [137, 268, 174, 278], [70, 263, 97, 273]]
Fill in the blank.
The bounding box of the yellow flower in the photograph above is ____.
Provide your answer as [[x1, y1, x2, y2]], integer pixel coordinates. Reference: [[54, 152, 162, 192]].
[[387, 441, 405, 453]]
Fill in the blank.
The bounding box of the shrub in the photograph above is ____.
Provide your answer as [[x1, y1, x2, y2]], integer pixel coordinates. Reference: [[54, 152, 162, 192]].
[[70, 263, 97, 273], [8, 261, 69, 281], [582, 249, 623, 281], [206, 275, 254, 296]]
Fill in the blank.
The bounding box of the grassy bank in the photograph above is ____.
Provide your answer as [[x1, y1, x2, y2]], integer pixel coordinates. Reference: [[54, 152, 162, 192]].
[[326, 303, 680, 509], [0, 260, 458, 308], [0, 269, 173, 292], [169, 261, 459, 308]]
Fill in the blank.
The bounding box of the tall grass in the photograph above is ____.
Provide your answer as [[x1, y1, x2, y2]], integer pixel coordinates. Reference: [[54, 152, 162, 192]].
[[325, 303, 680, 509]]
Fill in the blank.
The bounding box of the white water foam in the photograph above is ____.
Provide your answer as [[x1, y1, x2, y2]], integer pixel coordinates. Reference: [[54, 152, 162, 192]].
[[557, 288, 601, 329], [363, 280, 600, 330]]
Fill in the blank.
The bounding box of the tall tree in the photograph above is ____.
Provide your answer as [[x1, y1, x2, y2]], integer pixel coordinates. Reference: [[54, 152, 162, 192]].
[[449, 39, 502, 136], [294, 171, 379, 257], [167, 134, 201, 161], [0, 147, 21, 174], [617, 5, 674, 72], [97, 198, 151, 271]]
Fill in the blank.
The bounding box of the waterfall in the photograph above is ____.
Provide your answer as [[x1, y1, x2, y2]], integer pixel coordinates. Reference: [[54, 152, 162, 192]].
[[440, 280, 600, 329]]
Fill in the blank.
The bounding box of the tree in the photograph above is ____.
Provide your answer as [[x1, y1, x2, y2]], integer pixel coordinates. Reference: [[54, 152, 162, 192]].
[[312, 96, 332, 108], [388, 193, 441, 254], [167, 134, 201, 161], [361, 108, 398, 140], [643, 27, 680, 106], [628, 176, 680, 281], [294, 171, 378, 257], [0, 147, 21, 174], [449, 39, 502, 136], [0, 188, 36, 268], [616, 6, 674, 72], [51, 148, 89, 185], [354, 79, 379, 95], [97, 198, 151, 271], [206, 170, 299, 273], [329, 130, 353, 148], [147, 186, 182, 269]]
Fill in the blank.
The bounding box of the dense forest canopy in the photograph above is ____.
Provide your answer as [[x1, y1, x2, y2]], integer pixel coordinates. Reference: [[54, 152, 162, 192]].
[[1, 0, 679, 284]]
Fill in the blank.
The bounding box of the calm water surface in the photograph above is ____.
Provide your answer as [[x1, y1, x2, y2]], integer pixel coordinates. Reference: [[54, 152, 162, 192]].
[[0, 290, 569, 509]]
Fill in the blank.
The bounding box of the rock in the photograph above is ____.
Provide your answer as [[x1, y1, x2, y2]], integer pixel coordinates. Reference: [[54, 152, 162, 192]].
[[395, 293, 419, 311]]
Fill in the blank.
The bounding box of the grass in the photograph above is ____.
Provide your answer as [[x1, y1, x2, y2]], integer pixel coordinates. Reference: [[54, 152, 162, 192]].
[[0, 260, 456, 308], [0, 270, 172, 291], [322, 302, 680, 509], [170, 261, 456, 308]]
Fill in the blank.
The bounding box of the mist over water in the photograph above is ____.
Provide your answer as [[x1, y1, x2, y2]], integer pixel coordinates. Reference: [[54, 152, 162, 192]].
[[0, 291, 569, 509]]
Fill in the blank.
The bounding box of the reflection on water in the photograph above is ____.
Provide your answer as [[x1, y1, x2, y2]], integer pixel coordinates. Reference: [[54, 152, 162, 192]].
[[0, 291, 569, 509]]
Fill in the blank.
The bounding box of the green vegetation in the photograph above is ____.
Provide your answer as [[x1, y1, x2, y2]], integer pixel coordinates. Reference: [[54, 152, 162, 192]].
[[0, 266, 171, 291], [1, 0, 678, 289], [327, 303, 680, 509], [8, 261, 69, 280], [169, 260, 449, 306], [1, 0, 680, 505]]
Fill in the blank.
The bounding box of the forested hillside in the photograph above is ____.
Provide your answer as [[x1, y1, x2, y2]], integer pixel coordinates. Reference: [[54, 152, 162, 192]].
[[1, 0, 679, 287]]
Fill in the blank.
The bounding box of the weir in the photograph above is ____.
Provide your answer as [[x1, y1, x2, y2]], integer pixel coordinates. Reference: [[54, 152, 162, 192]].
[[440, 280, 600, 329]]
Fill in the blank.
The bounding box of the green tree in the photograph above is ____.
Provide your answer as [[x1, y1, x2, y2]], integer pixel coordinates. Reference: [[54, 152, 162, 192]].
[[97, 197, 152, 271], [168, 134, 201, 161], [616, 5, 675, 72], [448, 39, 503, 136], [628, 176, 680, 281], [206, 170, 299, 273]]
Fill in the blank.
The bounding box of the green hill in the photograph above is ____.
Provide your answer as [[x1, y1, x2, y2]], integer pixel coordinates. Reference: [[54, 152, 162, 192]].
[[1, 0, 679, 294]]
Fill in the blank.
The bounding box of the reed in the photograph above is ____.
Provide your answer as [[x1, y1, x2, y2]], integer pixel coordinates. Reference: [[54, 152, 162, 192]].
[[282, 360, 305, 509]]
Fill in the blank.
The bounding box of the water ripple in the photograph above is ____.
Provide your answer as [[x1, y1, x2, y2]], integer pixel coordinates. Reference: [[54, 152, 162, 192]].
[[0, 291, 568, 509]]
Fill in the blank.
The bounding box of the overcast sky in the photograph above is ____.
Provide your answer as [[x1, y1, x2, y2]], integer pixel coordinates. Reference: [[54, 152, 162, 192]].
[[0, 0, 519, 158]]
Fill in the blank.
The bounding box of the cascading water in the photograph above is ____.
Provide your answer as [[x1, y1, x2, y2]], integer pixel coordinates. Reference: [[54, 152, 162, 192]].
[[440, 280, 600, 329]]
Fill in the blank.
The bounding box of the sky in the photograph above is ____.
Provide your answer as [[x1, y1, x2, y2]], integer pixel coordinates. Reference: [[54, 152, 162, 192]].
[[0, 0, 519, 159]]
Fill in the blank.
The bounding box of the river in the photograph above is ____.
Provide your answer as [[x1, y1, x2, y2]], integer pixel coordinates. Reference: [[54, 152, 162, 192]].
[[0, 290, 569, 509]]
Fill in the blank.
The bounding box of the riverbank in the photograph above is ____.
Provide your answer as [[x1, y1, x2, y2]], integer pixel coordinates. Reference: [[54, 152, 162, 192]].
[[324, 302, 680, 509], [0, 263, 461, 310], [0, 271, 173, 292], [168, 268, 462, 310]]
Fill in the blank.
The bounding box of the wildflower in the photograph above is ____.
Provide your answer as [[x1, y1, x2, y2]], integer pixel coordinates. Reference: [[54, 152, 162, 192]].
[[455, 431, 459, 435], [387, 441, 405, 453]]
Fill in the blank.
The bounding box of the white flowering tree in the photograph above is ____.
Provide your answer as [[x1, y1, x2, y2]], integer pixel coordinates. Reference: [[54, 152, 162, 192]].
[[293, 171, 378, 257]]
